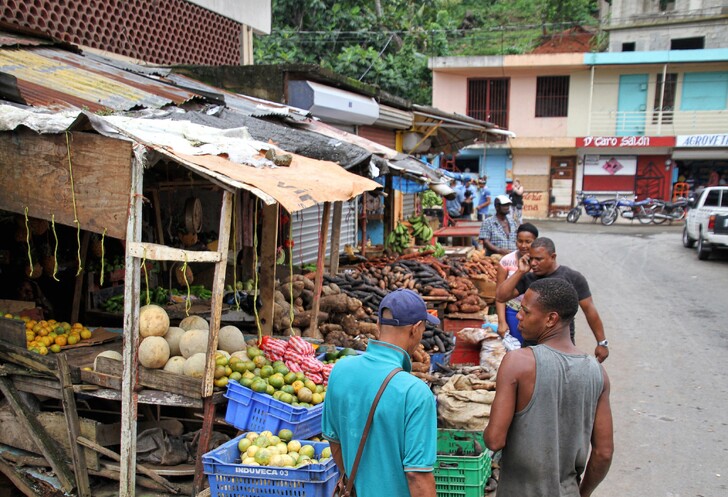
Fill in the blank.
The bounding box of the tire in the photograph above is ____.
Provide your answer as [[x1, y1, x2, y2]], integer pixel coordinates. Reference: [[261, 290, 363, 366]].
[[697, 229, 711, 260], [651, 205, 667, 224], [566, 208, 581, 223], [673, 206, 686, 221], [600, 207, 617, 226], [637, 207, 653, 224], [682, 225, 696, 248]]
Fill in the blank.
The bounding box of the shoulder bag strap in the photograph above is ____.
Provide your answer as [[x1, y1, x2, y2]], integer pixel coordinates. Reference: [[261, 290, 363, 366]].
[[344, 367, 403, 494]]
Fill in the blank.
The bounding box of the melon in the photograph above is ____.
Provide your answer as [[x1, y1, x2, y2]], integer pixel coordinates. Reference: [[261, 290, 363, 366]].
[[231, 350, 250, 362], [163, 356, 187, 375], [139, 304, 170, 338], [164, 327, 185, 356], [216, 350, 231, 360], [179, 315, 209, 331], [183, 353, 207, 378], [94, 350, 122, 371], [138, 336, 170, 369], [179, 329, 209, 358], [218, 325, 245, 353]]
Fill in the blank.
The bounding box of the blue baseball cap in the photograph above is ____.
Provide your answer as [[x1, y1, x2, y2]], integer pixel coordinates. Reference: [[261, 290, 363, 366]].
[[378, 289, 440, 326]]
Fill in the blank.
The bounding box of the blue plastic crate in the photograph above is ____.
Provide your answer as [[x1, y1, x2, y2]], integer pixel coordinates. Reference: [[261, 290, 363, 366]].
[[224, 380, 323, 439], [203, 434, 338, 497], [430, 349, 454, 372]]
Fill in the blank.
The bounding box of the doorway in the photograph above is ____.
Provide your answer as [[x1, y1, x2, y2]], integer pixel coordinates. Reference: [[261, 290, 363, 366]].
[[549, 157, 576, 216]]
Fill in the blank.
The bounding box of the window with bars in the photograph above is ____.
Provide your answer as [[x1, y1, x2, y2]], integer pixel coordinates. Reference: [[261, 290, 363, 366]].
[[535, 76, 569, 117], [652, 73, 677, 124], [467, 78, 509, 129]]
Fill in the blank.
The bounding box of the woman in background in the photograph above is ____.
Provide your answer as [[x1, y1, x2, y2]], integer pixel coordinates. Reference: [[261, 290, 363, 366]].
[[509, 178, 524, 224]]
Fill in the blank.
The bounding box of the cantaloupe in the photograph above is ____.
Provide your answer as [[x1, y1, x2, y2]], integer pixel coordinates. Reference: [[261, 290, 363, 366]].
[[183, 353, 207, 378], [179, 329, 209, 358], [218, 325, 245, 353], [139, 336, 170, 369], [231, 350, 250, 362], [94, 350, 122, 371], [163, 356, 187, 375], [179, 315, 209, 331], [139, 304, 170, 338], [164, 327, 185, 356], [216, 350, 231, 360]]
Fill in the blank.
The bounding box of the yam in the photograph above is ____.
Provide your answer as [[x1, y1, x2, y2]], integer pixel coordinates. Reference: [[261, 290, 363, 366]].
[[428, 288, 450, 297], [319, 294, 350, 313], [138, 336, 170, 369], [139, 304, 170, 338], [411, 362, 430, 373], [292, 310, 329, 329], [458, 304, 481, 314]]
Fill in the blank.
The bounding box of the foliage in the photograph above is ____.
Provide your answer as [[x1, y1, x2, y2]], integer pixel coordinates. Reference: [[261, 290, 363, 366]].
[[255, 0, 599, 103]]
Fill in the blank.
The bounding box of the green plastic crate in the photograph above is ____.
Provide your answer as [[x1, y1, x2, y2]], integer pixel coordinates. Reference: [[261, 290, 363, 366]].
[[434, 429, 491, 497]]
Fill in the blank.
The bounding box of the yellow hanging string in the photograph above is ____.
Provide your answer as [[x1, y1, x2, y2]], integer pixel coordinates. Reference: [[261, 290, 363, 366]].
[[181, 253, 191, 316], [142, 248, 150, 306], [288, 221, 295, 336], [232, 194, 240, 311], [252, 200, 262, 341], [24, 207, 33, 276], [99, 229, 107, 286], [50, 214, 60, 282], [65, 132, 83, 276]]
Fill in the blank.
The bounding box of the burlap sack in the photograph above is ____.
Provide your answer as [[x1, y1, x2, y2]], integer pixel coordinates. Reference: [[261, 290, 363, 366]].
[[437, 374, 496, 431]]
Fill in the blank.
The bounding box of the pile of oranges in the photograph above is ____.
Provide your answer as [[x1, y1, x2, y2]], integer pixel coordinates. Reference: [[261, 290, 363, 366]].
[[22, 318, 94, 355]]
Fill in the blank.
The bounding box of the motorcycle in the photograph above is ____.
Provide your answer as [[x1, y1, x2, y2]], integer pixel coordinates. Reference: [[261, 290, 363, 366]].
[[651, 197, 687, 224], [567, 192, 613, 223], [600, 196, 654, 226]]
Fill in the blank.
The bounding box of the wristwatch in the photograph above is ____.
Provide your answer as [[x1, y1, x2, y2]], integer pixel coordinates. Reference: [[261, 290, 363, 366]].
[[597, 339, 609, 347]]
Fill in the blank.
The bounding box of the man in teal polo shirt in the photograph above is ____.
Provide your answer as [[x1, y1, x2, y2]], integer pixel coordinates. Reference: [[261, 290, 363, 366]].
[[322, 289, 438, 497]]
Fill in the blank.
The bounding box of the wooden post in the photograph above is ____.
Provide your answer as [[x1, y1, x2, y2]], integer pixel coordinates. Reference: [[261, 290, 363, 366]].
[[259, 202, 279, 336], [241, 191, 255, 281], [329, 201, 343, 275], [360, 195, 368, 257], [384, 175, 395, 238], [57, 354, 91, 497], [119, 156, 144, 497], [193, 396, 217, 494], [151, 189, 167, 271], [0, 377, 75, 492], [306, 202, 331, 338], [202, 190, 233, 398], [70, 231, 90, 324]]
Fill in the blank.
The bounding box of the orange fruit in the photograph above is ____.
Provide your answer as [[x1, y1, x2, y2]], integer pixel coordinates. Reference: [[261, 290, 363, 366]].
[[80, 329, 92, 340], [67, 335, 79, 346], [55, 336, 67, 346], [49, 344, 62, 353]]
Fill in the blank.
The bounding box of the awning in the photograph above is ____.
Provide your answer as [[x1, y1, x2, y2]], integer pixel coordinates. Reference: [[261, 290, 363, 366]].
[[0, 105, 381, 213]]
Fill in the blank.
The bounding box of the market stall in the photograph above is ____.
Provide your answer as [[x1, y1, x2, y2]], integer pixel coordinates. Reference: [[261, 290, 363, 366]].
[[0, 105, 380, 496]]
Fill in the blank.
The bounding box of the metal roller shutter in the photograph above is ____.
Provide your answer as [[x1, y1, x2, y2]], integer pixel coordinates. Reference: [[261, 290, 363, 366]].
[[290, 199, 359, 264], [402, 193, 417, 218]]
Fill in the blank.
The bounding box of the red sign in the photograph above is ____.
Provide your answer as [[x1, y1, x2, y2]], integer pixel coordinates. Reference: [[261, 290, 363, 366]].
[[577, 136, 676, 148]]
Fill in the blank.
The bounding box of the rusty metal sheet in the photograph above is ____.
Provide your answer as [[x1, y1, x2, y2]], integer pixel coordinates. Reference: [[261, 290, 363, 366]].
[[0, 47, 198, 111], [0, 32, 52, 48]]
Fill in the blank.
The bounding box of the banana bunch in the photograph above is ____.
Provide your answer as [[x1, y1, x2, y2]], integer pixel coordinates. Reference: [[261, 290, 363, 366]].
[[420, 242, 446, 258], [386, 221, 412, 254], [409, 214, 434, 243]]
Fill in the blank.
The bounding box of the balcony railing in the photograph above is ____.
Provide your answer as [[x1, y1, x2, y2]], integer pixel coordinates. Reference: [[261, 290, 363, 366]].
[[587, 110, 728, 136]]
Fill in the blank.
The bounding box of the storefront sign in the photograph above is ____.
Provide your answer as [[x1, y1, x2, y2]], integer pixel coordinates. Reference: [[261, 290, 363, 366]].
[[577, 136, 676, 148], [676, 134, 728, 147], [584, 156, 637, 176], [523, 191, 549, 219]]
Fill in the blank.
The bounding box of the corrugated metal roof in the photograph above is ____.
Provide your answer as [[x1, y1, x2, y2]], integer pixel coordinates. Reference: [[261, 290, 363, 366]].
[[0, 32, 54, 48], [0, 47, 198, 111]]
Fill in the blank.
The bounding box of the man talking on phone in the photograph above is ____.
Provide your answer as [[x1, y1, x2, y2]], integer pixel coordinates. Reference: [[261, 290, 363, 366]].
[[495, 237, 609, 362]]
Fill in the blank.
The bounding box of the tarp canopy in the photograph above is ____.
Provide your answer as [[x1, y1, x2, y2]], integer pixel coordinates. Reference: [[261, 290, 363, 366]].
[[0, 105, 381, 214]]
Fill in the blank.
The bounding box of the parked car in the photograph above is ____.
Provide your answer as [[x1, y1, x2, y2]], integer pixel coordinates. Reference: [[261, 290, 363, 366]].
[[683, 186, 728, 260]]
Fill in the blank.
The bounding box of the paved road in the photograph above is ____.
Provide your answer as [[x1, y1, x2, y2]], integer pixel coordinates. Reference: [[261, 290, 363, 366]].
[[533, 219, 728, 497]]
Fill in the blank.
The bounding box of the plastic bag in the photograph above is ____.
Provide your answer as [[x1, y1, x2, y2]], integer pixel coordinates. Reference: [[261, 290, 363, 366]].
[[480, 334, 506, 371], [502, 332, 522, 352]]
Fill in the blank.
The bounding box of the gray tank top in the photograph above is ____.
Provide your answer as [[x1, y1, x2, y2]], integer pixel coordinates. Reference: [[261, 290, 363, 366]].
[[497, 345, 603, 497]]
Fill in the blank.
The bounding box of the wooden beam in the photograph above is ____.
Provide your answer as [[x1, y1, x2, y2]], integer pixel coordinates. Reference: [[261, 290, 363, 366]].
[[0, 377, 75, 492], [384, 175, 395, 238], [0, 129, 133, 239], [241, 191, 255, 281], [329, 201, 343, 275], [127, 242, 221, 263], [202, 190, 233, 398], [57, 354, 91, 497], [193, 397, 216, 495], [0, 457, 38, 496], [71, 231, 90, 325], [151, 189, 167, 271], [306, 202, 331, 338], [77, 436, 180, 494], [258, 202, 279, 336], [119, 155, 144, 497]]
